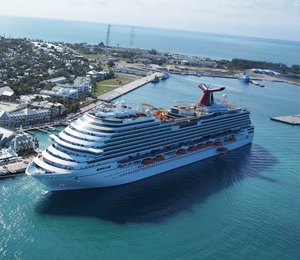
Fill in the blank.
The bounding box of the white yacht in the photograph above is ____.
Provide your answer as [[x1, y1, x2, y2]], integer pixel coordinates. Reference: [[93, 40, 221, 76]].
[[26, 84, 254, 191]]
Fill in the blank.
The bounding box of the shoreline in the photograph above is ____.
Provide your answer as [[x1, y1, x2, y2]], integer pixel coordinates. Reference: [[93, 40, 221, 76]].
[[1, 72, 297, 176], [97, 72, 162, 101]]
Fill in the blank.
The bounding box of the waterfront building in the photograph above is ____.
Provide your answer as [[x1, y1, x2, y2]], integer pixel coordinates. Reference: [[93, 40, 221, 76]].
[[0, 108, 51, 128], [31, 101, 65, 116], [0, 126, 35, 157], [140, 54, 169, 62]]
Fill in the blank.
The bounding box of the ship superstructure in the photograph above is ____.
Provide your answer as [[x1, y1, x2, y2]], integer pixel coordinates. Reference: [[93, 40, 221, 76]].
[[26, 84, 254, 191]]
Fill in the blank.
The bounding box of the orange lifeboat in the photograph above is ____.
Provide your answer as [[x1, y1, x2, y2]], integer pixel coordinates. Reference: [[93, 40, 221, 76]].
[[142, 158, 154, 165], [205, 141, 214, 147], [153, 155, 165, 162], [176, 149, 187, 155], [188, 146, 197, 152], [214, 141, 222, 146], [217, 147, 228, 153], [197, 143, 206, 149], [229, 137, 237, 142]]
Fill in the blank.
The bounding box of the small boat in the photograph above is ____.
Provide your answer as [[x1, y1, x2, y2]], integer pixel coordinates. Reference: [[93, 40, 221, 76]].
[[205, 141, 214, 147], [176, 149, 186, 155], [142, 158, 154, 165], [229, 137, 236, 142], [188, 146, 197, 152], [238, 74, 250, 82], [151, 75, 160, 83], [217, 147, 228, 153], [214, 141, 222, 146], [161, 71, 170, 80], [153, 155, 165, 161], [197, 144, 206, 149]]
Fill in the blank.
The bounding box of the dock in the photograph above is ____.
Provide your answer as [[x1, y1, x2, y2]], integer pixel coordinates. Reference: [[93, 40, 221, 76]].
[[98, 72, 162, 101], [270, 115, 300, 125], [0, 155, 37, 178], [250, 80, 265, 87]]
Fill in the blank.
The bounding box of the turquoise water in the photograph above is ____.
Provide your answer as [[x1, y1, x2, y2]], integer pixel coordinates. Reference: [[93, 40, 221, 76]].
[[0, 76, 299, 259], [0, 15, 299, 66]]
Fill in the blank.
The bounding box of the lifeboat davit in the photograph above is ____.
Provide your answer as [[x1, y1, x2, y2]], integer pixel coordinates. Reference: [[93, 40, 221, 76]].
[[188, 146, 197, 152], [153, 155, 165, 162], [214, 141, 222, 146], [197, 143, 206, 149], [229, 137, 237, 142], [205, 141, 214, 147], [176, 149, 187, 155], [142, 158, 154, 165], [217, 147, 228, 153]]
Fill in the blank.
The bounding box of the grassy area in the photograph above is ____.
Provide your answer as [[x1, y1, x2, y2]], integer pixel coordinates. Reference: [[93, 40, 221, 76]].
[[93, 73, 143, 97]]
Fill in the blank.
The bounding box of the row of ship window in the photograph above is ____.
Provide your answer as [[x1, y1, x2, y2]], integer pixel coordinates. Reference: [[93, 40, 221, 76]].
[[99, 124, 248, 162], [63, 130, 95, 143], [101, 121, 248, 155], [104, 115, 250, 148], [69, 125, 107, 138], [52, 117, 251, 164], [97, 165, 111, 171]]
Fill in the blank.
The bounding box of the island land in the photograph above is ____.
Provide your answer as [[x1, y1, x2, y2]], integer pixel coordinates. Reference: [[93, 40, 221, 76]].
[[0, 37, 299, 176]]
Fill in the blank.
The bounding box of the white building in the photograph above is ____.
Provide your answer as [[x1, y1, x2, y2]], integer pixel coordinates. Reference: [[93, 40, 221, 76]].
[[114, 68, 146, 76], [57, 77, 92, 93], [31, 100, 65, 116], [0, 126, 35, 156], [41, 87, 78, 99], [40, 76, 91, 98], [0, 108, 51, 128]]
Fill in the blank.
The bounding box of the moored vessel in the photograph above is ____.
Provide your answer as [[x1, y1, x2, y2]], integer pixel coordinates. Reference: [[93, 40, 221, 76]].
[[26, 83, 254, 191]]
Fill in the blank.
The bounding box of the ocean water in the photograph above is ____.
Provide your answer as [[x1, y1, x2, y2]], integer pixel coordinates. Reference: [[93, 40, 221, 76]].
[[0, 15, 299, 66], [0, 75, 299, 260]]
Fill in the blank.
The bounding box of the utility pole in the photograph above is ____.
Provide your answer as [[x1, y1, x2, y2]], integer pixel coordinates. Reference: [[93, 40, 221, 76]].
[[130, 27, 135, 48], [106, 25, 111, 47]]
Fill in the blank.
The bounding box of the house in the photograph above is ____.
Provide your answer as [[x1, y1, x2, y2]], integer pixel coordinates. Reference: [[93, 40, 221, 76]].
[[88, 70, 106, 80], [0, 86, 15, 101]]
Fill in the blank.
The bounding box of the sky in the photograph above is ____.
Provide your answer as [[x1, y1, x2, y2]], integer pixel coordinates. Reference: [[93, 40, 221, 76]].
[[0, 0, 299, 41]]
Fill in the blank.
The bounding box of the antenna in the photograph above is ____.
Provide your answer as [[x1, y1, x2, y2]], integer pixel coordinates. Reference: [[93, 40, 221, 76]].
[[106, 25, 111, 47], [130, 27, 135, 48]]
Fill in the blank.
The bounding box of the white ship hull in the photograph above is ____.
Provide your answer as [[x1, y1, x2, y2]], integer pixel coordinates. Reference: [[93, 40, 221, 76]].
[[27, 134, 253, 191], [26, 83, 255, 192]]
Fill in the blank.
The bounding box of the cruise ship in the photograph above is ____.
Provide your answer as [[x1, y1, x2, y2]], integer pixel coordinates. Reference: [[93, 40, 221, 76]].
[[26, 84, 254, 191]]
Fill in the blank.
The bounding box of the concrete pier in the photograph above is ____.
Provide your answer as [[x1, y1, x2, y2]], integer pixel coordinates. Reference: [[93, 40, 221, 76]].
[[98, 72, 162, 101], [270, 115, 300, 125], [0, 155, 36, 177]]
